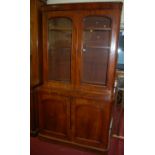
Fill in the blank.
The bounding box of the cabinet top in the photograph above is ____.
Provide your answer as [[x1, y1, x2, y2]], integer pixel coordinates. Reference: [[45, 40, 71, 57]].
[[42, 2, 123, 12]]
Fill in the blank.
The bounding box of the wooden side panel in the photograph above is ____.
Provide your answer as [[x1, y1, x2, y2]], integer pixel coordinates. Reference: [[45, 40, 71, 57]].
[[38, 93, 71, 139], [30, 0, 46, 87], [30, 90, 34, 131], [71, 98, 111, 148]]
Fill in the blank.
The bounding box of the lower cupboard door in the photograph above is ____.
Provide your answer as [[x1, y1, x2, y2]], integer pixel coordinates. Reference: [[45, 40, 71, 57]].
[[38, 93, 71, 140], [71, 98, 111, 148]]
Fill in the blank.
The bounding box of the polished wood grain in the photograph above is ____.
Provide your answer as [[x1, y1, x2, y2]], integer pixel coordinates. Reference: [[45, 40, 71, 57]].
[[42, 2, 122, 11], [71, 98, 111, 149], [30, 0, 46, 87], [30, 88, 40, 136], [34, 2, 122, 153], [38, 92, 71, 140], [30, 90, 35, 133], [30, 0, 47, 135]]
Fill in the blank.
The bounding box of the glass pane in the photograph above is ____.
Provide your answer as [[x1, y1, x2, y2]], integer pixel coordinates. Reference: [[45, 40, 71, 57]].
[[84, 30, 111, 47], [84, 16, 111, 29], [48, 18, 72, 82], [82, 16, 111, 85], [49, 18, 72, 30], [82, 48, 109, 85]]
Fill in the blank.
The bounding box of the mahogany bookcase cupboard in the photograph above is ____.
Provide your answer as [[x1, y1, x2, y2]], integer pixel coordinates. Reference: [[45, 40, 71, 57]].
[[34, 2, 122, 154]]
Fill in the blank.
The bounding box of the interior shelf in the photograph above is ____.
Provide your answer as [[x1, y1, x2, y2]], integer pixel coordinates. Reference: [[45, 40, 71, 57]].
[[49, 28, 72, 31], [84, 45, 110, 49], [49, 47, 71, 50], [84, 28, 111, 31]]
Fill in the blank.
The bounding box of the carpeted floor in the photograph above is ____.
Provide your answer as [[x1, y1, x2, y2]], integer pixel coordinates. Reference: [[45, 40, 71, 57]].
[[30, 136, 124, 155], [30, 105, 124, 155]]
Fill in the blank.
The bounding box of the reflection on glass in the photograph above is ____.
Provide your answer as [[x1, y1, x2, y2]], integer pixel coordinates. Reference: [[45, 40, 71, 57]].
[[117, 30, 124, 70]]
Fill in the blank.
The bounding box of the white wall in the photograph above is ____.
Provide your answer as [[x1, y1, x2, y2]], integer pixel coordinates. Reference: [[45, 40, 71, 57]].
[[47, 0, 124, 27]]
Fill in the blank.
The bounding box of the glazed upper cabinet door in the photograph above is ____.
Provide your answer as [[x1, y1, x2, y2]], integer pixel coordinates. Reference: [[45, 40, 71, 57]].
[[42, 12, 76, 86], [38, 93, 71, 139], [82, 16, 111, 85], [77, 11, 118, 90]]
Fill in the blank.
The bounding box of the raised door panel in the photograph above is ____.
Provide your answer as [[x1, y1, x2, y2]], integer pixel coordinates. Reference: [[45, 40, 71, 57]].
[[38, 93, 70, 139], [71, 98, 111, 148]]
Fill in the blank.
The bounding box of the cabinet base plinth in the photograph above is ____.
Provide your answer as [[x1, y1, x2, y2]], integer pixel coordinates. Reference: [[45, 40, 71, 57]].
[[38, 133, 109, 155]]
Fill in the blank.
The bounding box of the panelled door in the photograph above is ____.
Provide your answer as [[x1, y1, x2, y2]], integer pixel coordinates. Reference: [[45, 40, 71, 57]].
[[71, 98, 111, 148], [38, 93, 71, 140]]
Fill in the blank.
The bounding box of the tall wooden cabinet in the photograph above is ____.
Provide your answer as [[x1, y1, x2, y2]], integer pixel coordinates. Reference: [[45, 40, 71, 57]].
[[30, 0, 47, 135], [35, 2, 122, 154]]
